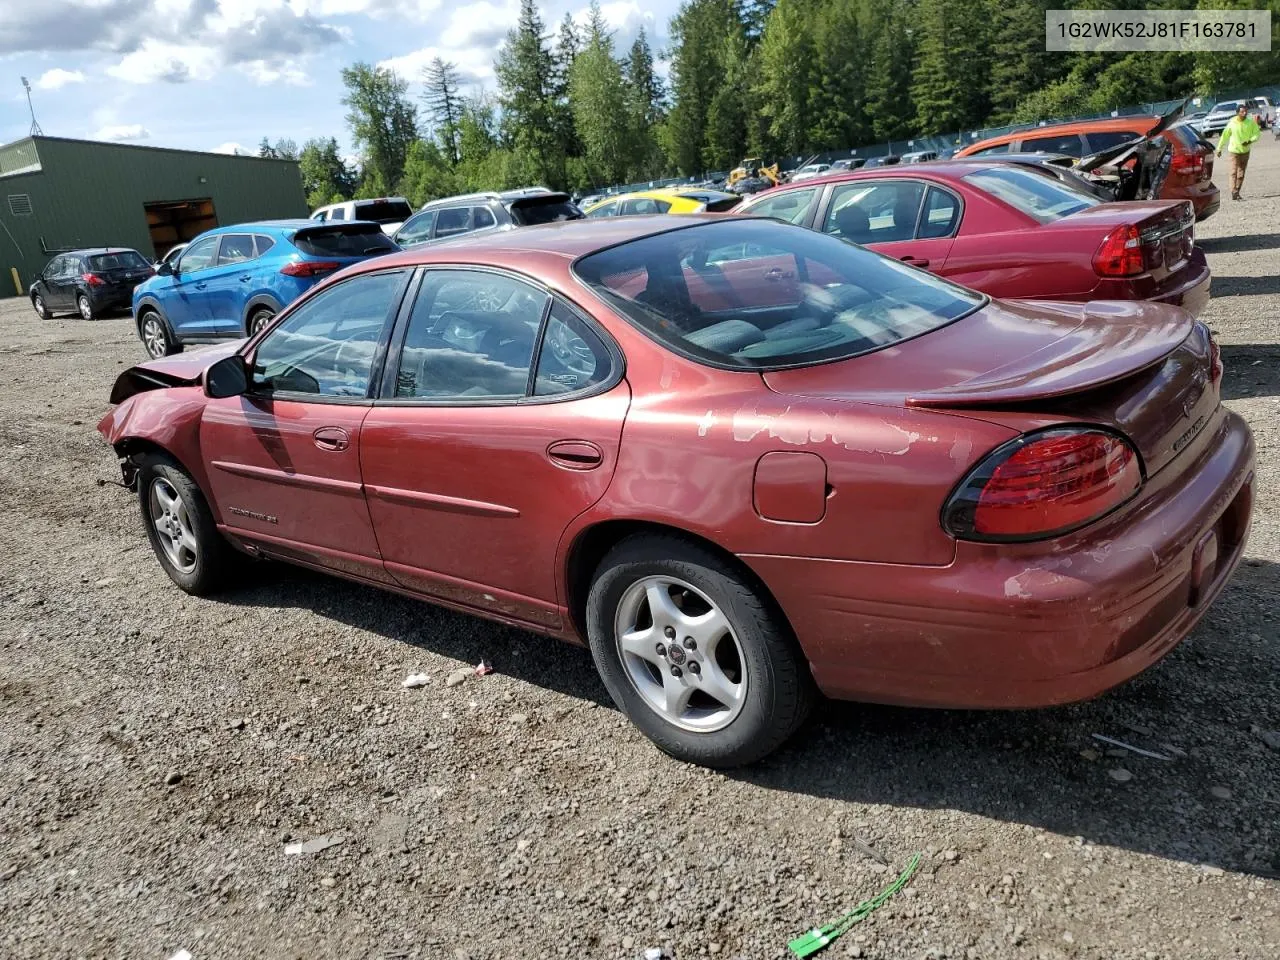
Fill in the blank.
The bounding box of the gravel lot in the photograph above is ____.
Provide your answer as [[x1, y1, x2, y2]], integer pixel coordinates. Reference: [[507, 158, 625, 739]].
[[2, 145, 1279, 960]]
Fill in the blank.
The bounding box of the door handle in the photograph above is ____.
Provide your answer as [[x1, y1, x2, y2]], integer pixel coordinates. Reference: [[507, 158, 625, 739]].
[[547, 440, 603, 470], [763, 267, 794, 281], [195, 281, 207, 289], [900, 256, 930, 268], [239, 275, 251, 282], [313, 426, 350, 452]]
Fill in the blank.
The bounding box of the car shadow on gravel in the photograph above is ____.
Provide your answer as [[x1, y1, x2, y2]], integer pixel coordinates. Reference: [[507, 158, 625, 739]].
[[734, 560, 1280, 879], [220, 564, 613, 706], [1196, 232, 1280, 254], [1208, 274, 1280, 298], [1220, 344, 1280, 400]]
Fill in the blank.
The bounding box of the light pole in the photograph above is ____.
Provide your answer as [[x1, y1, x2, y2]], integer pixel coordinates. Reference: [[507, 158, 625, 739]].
[[22, 77, 44, 137]]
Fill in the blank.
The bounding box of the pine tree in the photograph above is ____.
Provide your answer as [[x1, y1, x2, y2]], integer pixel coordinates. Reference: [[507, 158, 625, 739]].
[[987, 0, 1058, 122], [422, 57, 464, 164], [570, 2, 630, 186], [754, 0, 814, 156], [910, 0, 992, 134], [624, 28, 666, 180], [806, 0, 867, 150], [704, 27, 751, 169], [667, 0, 750, 174], [863, 0, 915, 143], [552, 13, 584, 163], [495, 0, 563, 187]]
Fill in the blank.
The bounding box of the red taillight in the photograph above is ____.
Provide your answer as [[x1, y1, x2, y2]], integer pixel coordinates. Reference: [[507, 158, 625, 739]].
[[1093, 224, 1145, 277], [81, 272, 105, 286], [1171, 152, 1204, 177], [280, 260, 340, 278], [943, 428, 1143, 541], [1209, 334, 1223, 389]]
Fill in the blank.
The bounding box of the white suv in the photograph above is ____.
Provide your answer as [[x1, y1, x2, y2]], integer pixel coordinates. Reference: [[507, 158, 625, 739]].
[[309, 197, 414, 235]]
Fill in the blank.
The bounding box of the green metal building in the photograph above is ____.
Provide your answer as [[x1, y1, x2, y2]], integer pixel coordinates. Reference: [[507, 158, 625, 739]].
[[0, 136, 307, 298]]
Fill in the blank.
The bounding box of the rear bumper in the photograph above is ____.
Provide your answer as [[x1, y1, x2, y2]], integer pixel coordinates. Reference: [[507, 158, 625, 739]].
[[744, 409, 1254, 708], [1192, 187, 1221, 221], [89, 286, 138, 312]]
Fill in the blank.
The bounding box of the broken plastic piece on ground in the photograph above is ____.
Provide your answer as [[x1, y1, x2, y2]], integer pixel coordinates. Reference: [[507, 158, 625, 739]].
[[474, 660, 494, 676], [402, 673, 430, 688], [787, 852, 921, 957], [1092, 733, 1172, 761], [445, 668, 471, 687], [642, 949, 672, 960], [168, 951, 193, 960], [284, 833, 345, 856], [850, 835, 888, 865]]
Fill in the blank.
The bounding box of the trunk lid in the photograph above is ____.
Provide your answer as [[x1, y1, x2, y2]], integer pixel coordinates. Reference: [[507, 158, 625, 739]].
[[1047, 199, 1195, 283], [763, 298, 1215, 476]]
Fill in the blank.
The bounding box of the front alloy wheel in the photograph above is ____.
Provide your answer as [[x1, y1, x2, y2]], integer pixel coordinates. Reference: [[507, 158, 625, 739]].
[[78, 294, 94, 321], [140, 313, 177, 358], [32, 294, 50, 320], [150, 477, 198, 574], [137, 453, 232, 594]]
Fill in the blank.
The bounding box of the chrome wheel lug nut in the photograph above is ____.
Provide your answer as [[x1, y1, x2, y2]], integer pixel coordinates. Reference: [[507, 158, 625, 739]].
[[655, 643, 667, 658], [670, 665, 683, 678], [663, 626, 676, 639], [688, 661, 700, 675], [682, 637, 696, 651]]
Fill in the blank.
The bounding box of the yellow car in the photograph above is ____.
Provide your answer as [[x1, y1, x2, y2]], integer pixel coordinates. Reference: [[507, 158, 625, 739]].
[[583, 187, 742, 218]]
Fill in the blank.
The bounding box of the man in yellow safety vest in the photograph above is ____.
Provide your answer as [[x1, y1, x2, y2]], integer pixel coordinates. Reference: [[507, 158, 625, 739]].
[[1217, 102, 1261, 201]]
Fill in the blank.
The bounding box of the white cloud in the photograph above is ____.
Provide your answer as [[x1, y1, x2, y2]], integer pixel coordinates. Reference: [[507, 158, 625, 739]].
[[107, 40, 222, 84], [212, 141, 251, 154], [35, 68, 87, 90], [379, 0, 518, 87], [93, 123, 151, 141]]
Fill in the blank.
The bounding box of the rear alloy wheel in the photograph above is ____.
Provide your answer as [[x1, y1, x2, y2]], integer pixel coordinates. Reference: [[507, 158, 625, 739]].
[[77, 294, 95, 321], [138, 453, 233, 595], [586, 535, 815, 767], [32, 293, 50, 320], [248, 308, 275, 336], [140, 312, 180, 358]]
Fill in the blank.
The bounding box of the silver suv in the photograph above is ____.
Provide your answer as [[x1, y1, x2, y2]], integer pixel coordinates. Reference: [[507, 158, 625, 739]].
[[392, 188, 583, 249]]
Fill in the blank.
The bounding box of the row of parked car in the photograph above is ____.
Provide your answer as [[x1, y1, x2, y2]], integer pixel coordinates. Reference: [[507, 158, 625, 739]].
[[30, 101, 1221, 363]]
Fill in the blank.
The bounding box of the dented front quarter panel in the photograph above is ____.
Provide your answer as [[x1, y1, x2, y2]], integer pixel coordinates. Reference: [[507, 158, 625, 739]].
[[97, 386, 216, 515]]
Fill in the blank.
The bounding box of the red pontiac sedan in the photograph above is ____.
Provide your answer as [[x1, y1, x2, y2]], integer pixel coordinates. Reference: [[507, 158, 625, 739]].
[[99, 216, 1253, 767], [739, 162, 1211, 316]]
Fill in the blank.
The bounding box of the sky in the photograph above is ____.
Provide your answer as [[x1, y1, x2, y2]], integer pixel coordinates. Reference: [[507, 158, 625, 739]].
[[0, 0, 673, 157]]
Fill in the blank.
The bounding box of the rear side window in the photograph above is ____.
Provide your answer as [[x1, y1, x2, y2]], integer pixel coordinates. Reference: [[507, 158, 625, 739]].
[[254, 235, 276, 256], [354, 200, 413, 224], [964, 166, 1100, 222], [918, 187, 961, 239], [293, 224, 397, 257], [509, 195, 583, 225], [534, 302, 614, 396], [328, 207, 347, 221], [969, 143, 1011, 156], [1084, 130, 1141, 153], [585, 201, 617, 219], [88, 251, 149, 271], [473, 206, 497, 229]]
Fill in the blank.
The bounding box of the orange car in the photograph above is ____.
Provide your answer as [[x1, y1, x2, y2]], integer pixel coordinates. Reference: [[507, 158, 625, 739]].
[[957, 116, 1220, 221]]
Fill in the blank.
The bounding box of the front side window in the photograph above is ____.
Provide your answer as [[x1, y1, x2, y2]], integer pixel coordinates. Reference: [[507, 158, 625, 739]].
[[43, 256, 64, 280], [574, 218, 982, 370], [178, 236, 218, 273], [747, 187, 818, 224], [252, 271, 405, 397], [395, 210, 436, 247], [964, 166, 1101, 222], [1084, 130, 1141, 154], [823, 180, 925, 244], [216, 234, 255, 265], [585, 201, 617, 219], [393, 270, 549, 400], [619, 197, 670, 215]]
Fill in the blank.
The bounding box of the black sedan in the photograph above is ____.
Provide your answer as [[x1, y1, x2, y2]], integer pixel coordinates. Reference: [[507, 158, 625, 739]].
[[30, 247, 154, 321]]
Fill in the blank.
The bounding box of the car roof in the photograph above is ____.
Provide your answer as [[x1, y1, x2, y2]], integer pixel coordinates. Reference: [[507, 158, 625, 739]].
[[421, 187, 557, 208], [961, 115, 1159, 152], [61, 247, 142, 256]]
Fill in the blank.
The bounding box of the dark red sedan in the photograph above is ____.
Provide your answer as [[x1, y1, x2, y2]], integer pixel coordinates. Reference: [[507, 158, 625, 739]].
[[99, 216, 1253, 766], [740, 162, 1211, 316]]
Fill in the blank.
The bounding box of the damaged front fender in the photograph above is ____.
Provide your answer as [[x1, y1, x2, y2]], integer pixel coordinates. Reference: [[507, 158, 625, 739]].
[[97, 385, 217, 510]]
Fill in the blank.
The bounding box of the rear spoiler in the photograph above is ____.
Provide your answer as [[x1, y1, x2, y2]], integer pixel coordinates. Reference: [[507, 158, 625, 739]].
[[1077, 97, 1189, 174]]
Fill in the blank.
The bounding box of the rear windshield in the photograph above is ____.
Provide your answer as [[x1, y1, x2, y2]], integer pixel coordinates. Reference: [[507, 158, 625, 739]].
[[89, 251, 149, 271], [1166, 123, 1213, 151], [509, 195, 583, 226], [353, 200, 413, 224], [701, 195, 743, 213], [964, 166, 1100, 222], [293, 223, 398, 258], [573, 218, 983, 370]]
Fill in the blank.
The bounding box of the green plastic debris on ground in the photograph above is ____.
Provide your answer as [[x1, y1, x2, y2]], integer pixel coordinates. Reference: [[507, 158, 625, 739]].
[[787, 852, 922, 958]]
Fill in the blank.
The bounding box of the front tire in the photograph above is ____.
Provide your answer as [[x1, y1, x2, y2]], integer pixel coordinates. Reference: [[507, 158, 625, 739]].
[[32, 293, 50, 320], [139, 311, 181, 358], [247, 307, 275, 337], [77, 294, 95, 321], [137, 453, 233, 595], [586, 535, 814, 767]]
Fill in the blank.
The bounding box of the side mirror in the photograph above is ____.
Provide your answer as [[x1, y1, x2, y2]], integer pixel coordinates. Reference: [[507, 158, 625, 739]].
[[156, 260, 173, 276], [205, 354, 249, 399]]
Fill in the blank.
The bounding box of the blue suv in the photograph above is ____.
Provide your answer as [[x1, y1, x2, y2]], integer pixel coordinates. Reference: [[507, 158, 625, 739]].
[[132, 220, 398, 358]]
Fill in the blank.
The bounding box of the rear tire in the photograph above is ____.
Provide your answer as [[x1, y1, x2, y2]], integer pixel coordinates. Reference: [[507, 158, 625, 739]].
[[31, 293, 51, 320], [77, 294, 95, 322], [585, 535, 814, 767], [139, 311, 181, 358], [248, 307, 275, 337], [137, 453, 234, 595]]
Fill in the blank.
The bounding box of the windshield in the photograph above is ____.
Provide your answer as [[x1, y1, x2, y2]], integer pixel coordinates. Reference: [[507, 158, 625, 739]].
[[89, 251, 150, 271], [510, 195, 583, 226], [964, 166, 1100, 222], [1211, 101, 1243, 114], [353, 200, 413, 224], [573, 219, 983, 370]]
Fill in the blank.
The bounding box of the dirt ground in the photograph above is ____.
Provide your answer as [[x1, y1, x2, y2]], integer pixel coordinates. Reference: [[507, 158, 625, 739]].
[[2, 145, 1279, 960]]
